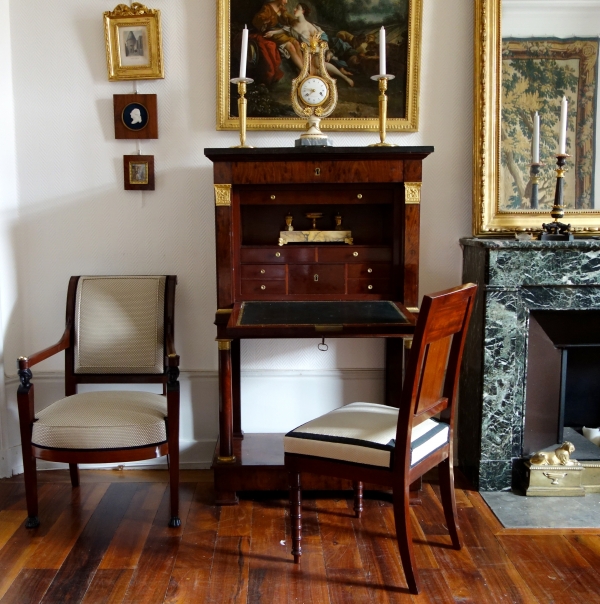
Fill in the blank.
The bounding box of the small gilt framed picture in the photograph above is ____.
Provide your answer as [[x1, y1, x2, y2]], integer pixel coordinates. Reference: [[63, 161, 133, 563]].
[[104, 3, 164, 81], [113, 94, 158, 139], [123, 155, 155, 190]]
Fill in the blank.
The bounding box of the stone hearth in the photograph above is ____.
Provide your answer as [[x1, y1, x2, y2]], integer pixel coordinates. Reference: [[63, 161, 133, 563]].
[[459, 238, 600, 490]]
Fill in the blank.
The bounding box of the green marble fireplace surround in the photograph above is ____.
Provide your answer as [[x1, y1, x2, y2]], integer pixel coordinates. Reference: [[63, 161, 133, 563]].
[[459, 238, 600, 491]]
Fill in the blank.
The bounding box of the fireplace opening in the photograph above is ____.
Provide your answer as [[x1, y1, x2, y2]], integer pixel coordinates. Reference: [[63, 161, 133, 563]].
[[523, 310, 600, 461]]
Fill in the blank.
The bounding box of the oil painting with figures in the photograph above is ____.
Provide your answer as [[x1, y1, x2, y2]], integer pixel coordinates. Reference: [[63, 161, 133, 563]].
[[218, 0, 420, 130]]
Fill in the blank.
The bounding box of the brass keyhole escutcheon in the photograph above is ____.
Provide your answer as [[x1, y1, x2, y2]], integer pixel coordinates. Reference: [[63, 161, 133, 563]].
[[315, 168, 321, 176], [261, 285, 266, 290], [353, 252, 358, 257], [367, 268, 373, 273], [314, 274, 319, 282], [357, 193, 363, 199], [368, 285, 373, 290], [270, 195, 276, 200], [260, 269, 265, 274], [275, 252, 281, 257]]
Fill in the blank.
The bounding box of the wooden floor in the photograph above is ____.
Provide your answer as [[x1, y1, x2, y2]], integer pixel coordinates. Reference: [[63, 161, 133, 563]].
[[0, 470, 599, 603]]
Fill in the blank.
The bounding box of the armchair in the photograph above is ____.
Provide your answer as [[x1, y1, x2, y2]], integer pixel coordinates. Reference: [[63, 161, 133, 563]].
[[17, 275, 180, 529]]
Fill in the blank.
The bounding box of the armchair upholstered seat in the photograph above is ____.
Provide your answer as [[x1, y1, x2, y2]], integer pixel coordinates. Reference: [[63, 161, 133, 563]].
[[17, 275, 180, 529], [284, 284, 477, 595]]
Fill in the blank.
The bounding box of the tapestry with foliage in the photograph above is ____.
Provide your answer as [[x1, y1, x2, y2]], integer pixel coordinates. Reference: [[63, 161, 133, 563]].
[[501, 38, 598, 211]]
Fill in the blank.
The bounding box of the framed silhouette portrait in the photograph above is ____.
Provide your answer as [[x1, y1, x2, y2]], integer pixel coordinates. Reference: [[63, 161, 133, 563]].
[[113, 94, 158, 139]]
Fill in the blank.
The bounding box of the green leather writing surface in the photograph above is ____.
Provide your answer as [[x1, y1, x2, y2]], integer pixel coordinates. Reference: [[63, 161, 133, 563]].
[[238, 301, 409, 326]]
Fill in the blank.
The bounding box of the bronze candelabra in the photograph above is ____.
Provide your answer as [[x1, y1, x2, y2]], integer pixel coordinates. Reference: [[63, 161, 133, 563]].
[[230, 77, 254, 149], [368, 74, 396, 147], [540, 154, 574, 241]]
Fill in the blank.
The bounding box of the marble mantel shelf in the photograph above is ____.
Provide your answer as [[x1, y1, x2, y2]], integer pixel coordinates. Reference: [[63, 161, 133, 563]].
[[459, 238, 600, 491]]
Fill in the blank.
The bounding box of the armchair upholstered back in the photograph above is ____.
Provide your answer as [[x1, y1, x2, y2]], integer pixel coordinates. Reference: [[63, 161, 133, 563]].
[[74, 276, 166, 374]]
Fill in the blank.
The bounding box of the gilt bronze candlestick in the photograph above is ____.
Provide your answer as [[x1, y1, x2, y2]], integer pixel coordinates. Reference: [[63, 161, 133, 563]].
[[230, 77, 254, 149], [369, 75, 396, 147], [529, 162, 542, 209], [540, 154, 574, 241]]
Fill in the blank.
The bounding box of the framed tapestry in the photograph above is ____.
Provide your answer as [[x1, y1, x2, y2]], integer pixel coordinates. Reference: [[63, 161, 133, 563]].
[[501, 38, 599, 212], [216, 0, 422, 131]]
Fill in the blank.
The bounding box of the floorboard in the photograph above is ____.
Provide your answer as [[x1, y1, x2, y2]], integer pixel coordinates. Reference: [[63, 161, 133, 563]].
[[0, 469, 599, 603]]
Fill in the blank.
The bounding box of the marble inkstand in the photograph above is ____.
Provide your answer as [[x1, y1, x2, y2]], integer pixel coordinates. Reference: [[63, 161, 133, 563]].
[[459, 238, 600, 492]]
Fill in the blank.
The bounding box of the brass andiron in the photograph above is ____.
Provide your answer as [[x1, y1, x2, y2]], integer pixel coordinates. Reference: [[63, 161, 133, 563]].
[[540, 154, 574, 240], [369, 74, 397, 147], [230, 77, 254, 149]]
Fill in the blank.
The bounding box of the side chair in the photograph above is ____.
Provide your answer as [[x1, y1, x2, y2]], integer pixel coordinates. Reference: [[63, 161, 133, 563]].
[[284, 283, 477, 594], [17, 275, 181, 529]]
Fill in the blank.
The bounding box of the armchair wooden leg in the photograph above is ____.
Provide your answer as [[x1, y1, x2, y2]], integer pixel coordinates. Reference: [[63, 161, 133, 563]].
[[393, 485, 420, 594], [69, 463, 80, 488], [289, 470, 302, 563], [438, 458, 461, 549], [167, 449, 180, 528], [352, 481, 364, 518], [23, 453, 40, 529]]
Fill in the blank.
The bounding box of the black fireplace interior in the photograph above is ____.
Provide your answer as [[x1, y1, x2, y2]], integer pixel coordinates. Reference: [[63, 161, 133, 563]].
[[524, 310, 600, 460]]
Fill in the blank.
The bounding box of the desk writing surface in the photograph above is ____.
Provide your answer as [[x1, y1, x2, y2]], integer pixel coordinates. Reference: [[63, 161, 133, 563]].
[[238, 301, 411, 326]]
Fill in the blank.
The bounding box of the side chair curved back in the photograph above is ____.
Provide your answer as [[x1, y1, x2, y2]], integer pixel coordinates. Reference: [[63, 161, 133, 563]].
[[284, 283, 477, 594], [16, 275, 181, 529]]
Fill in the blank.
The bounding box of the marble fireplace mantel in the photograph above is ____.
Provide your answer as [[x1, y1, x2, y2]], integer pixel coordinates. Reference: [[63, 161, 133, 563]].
[[459, 238, 600, 490]]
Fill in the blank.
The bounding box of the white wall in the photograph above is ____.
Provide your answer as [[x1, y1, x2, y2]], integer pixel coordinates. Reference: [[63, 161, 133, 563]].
[[1, 0, 474, 475]]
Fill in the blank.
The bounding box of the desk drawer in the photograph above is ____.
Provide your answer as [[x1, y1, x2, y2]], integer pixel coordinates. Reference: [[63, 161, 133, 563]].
[[241, 280, 286, 296], [241, 264, 285, 280], [347, 263, 392, 279], [318, 247, 392, 263], [347, 279, 391, 295], [288, 265, 345, 295], [241, 247, 316, 264]]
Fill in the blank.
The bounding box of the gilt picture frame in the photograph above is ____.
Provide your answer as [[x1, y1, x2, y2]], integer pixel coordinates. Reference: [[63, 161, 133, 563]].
[[123, 155, 155, 190], [216, 0, 422, 131], [104, 3, 164, 81]]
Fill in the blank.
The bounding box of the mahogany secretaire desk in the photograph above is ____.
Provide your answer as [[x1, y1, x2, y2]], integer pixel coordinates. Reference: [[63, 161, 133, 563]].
[[205, 146, 433, 504]]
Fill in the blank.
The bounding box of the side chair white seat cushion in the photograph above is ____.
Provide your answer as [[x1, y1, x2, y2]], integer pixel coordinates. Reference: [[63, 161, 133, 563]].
[[31, 391, 168, 450], [284, 402, 449, 468]]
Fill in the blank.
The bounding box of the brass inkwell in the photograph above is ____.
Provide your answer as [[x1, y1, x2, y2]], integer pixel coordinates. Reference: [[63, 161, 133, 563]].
[[278, 212, 353, 246]]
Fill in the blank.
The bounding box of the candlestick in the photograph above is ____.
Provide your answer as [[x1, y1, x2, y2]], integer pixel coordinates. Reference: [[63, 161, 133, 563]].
[[558, 96, 567, 155], [529, 162, 541, 209], [230, 77, 254, 148], [532, 111, 540, 164], [368, 74, 396, 147], [379, 27, 386, 76], [539, 154, 574, 240], [239, 26, 248, 79]]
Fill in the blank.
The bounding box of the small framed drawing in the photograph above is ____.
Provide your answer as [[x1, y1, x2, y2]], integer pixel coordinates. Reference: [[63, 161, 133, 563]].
[[103, 3, 164, 81], [123, 155, 155, 190], [113, 94, 158, 139]]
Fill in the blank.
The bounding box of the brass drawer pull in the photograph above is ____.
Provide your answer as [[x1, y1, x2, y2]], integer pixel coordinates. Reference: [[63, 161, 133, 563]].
[[353, 252, 358, 257], [368, 285, 373, 290], [357, 194, 363, 199], [260, 269, 266, 274], [261, 285, 266, 290], [367, 268, 373, 273], [270, 195, 276, 200], [275, 252, 281, 257]]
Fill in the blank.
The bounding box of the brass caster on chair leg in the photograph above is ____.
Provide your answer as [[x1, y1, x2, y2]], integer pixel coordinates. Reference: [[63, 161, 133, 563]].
[[168, 516, 181, 528], [25, 516, 40, 529]]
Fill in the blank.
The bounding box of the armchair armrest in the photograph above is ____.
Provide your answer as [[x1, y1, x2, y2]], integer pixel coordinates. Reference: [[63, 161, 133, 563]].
[[18, 327, 71, 371]]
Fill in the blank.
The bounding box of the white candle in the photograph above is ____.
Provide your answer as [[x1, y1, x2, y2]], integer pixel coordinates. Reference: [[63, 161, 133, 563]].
[[379, 26, 386, 76], [239, 26, 248, 79], [558, 96, 568, 154], [532, 111, 540, 163]]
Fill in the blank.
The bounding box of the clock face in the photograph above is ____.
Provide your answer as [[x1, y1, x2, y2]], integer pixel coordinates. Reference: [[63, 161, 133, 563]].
[[299, 76, 329, 106]]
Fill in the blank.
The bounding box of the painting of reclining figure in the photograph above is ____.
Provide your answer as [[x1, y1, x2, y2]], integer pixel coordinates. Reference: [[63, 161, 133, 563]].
[[217, 0, 422, 131]]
